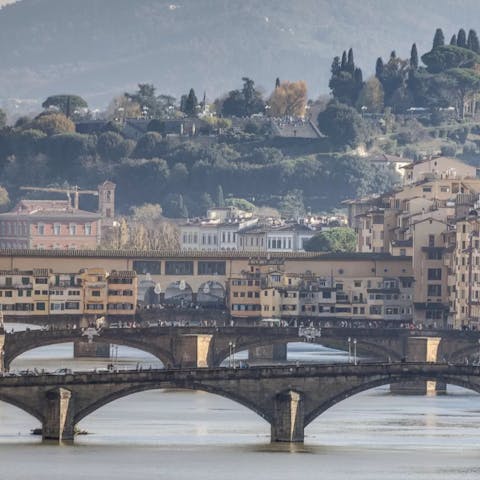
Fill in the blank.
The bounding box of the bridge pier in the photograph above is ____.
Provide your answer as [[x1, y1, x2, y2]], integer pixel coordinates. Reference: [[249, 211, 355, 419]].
[[390, 337, 446, 395], [249, 343, 287, 364], [271, 390, 304, 443], [172, 334, 213, 368], [42, 388, 75, 442]]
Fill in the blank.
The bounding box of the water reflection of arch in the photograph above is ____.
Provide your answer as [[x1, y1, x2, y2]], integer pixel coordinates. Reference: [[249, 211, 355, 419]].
[[197, 281, 225, 306], [164, 281, 193, 305]]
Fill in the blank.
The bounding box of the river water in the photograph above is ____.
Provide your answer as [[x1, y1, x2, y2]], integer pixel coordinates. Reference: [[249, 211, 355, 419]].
[[1, 327, 480, 480]]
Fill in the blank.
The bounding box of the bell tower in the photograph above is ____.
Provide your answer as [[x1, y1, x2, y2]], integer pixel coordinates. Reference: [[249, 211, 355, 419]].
[[98, 181, 116, 237]]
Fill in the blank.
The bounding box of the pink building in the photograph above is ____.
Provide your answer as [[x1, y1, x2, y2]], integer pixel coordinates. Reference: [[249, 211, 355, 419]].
[[0, 199, 101, 249]]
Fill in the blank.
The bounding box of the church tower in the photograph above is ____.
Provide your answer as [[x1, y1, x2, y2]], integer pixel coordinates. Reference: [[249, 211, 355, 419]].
[[98, 181, 116, 241]]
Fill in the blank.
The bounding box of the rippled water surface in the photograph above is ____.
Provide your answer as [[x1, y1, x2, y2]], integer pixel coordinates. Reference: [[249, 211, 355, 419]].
[[1, 328, 480, 479]]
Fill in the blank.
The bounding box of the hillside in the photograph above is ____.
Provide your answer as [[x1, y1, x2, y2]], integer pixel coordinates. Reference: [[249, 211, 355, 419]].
[[0, 0, 480, 107]]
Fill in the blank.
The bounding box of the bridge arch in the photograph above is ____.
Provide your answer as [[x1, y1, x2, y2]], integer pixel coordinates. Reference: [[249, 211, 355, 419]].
[[164, 281, 193, 306], [0, 392, 44, 424], [304, 373, 480, 427], [73, 382, 272, 426], [197, 281, 225, 306], [3, 332, 174, 369]]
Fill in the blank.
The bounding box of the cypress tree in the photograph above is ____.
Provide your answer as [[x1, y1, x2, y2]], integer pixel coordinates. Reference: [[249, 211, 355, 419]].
[[216, 185, 225, 207], [347, 48, 355, 73], [450, 34, 457, 46], [433, 28, 445, 48], [457, 28, 467, 48], [184, 88, 198, 116], [375, 57, 384, 79], [467, 29, 480, 53], [341, 50, 347, 69], [410, 43, 418, 69], [275, 77, 281, 88], [354, 67, 363, 85]]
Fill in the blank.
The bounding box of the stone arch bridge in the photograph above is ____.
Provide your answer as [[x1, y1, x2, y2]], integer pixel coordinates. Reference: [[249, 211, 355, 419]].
[[1, 363, 480, 444], [2, 326, 480, 372]]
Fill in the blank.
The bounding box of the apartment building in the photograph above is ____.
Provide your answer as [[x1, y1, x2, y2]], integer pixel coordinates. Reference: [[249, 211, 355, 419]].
[[345, 156, 480, 327], [0, 267, 137, 320], [227, 257, 413, 324]]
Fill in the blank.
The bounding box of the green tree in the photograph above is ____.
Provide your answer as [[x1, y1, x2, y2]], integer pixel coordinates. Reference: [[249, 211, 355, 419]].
[[242, 77, 264, 116], [0, 108, 6, 128], [433, 28, 445, 49], [216, 185, 225, 207], [183, 88, 198, 116], [450, 34, 457, 46], [304, 227, 357, 252], [42, 95, 88, 118], [329, 48, 362, 106], [221, 78, 264, 117], [457, 28, 467, 48], [468, 29, 480, 53], [410, 43, 419, 69], [375, 57, 384, 79], [421, 45, 480, 73], [317, 101, 366, 148], [97, 131, 131, 161], [445, 68, 480, 118]]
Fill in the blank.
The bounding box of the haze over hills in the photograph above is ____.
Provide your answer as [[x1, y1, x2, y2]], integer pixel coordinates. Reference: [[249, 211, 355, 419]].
[[1, 0, 480, 109]]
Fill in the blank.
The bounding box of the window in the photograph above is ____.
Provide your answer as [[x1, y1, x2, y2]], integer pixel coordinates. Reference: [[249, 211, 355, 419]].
[[165, 261, 194, 275], [36, 302, 46, 311], [53, 224, 61, 235], [86, 304, 104, 310], [38, 223, 45, 235], [50, 303, 64, 311], [5, 291, 12, 297], [133, 260, 161, 275], [369, 305, 382, 315], [428, 250, 442, 260], [354, 281, 361, 287], [322, 291, 332, 299], [428, 268, 442, 280], [428, 235, 435, 247], [66, 301, 80, 310], [69, 224, 77, 235], [35, 278, 48, 284], [198, 261, 226, 275], [85, 223, 92, 235], [21, 277, 30, 285], [91, 290, 101, 297], [427, 284, 442, 297]]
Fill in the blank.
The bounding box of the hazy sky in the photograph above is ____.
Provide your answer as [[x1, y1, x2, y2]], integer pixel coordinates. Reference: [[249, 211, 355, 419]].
[[0, 0, 17, 6]]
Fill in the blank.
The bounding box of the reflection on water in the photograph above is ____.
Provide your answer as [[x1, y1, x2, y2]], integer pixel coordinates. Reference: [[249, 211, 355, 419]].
[[1, 330, 480, 479]]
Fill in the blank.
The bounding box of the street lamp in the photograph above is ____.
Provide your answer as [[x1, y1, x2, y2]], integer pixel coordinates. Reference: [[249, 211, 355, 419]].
[[353, 338, 357, 365], [347, 337, 352, 363]]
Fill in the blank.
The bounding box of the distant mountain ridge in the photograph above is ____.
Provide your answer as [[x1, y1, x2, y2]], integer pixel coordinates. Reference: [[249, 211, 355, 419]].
[[1, 0, 480, 107]]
